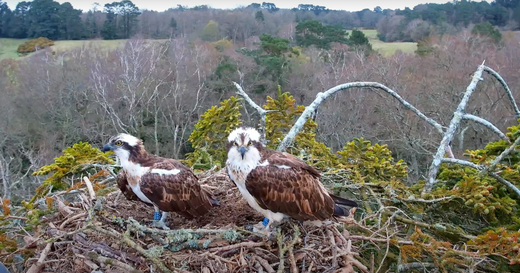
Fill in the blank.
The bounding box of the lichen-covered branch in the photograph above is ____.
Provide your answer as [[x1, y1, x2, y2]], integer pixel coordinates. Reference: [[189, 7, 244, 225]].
[[424, 63, 486, 194], [276, 82, 444, 152], [482, 134, 520, 173], [442, 157, 520, 199], [462, 114, 509, 142], [483, 66, 520, 119], [233, 82, 268, 145], [441, 158, 483, 170], [91, 225, 175, 273]]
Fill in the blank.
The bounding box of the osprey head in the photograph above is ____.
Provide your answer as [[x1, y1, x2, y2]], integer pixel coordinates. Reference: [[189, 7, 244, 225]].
[[102, 133, 142, 161], [226, 127, 262, 163]]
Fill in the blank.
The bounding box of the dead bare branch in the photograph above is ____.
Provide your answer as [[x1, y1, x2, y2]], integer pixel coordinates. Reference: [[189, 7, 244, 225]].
[[276, 82, 444, 152], [483, 65, 520, 119], [425, 62, 486, 194]]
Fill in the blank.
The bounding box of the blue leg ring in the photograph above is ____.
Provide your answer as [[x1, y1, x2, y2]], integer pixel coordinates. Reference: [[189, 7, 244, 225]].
[[153, 211, 161, 221], [262, 217, 269, 227]]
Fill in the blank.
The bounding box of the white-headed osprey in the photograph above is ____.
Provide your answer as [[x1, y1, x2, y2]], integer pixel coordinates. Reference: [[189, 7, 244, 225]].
[[102, 133, 218, 229], [225, 127, 358, 233]]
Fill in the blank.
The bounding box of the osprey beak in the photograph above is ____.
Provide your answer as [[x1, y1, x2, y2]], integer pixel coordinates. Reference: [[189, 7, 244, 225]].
[[239, 146, 247, 159], [102, 144, 113, 152]]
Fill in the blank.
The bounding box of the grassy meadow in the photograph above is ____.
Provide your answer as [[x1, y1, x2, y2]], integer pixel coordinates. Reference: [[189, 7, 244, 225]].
[[0, 29, 417, 62], [0, 38, 127, 61], [347, 29, 418, 56]]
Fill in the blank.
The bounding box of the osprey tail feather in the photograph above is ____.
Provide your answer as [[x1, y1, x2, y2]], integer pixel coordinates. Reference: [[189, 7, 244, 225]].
[[330, 194, 358, 208], [331, 194, 358, 217]]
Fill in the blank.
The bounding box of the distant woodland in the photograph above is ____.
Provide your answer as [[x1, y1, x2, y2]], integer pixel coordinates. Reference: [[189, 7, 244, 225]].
[[0, 0, 520, 42]]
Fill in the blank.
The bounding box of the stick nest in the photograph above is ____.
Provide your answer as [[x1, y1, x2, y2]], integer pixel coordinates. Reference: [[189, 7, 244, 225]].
[[0, 169, 512, 273]]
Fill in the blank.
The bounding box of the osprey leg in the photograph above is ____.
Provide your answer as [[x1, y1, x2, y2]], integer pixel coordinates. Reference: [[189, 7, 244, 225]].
[[151, 206, 170, 230]]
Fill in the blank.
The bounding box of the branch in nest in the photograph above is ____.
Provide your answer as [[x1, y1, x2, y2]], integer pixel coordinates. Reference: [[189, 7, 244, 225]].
[[90, 225, 175, 273], [256, 255, 276, 273], [382, 210, 476, 241], [81, 251, 143, 273], [397, 262, 436, 272], [26, 242, 53, 273], [276, 224, 300, 273], [210, 241, 266, 252]]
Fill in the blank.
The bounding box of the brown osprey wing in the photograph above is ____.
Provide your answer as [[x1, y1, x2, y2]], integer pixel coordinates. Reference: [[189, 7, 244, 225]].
[[139, 161, 213, 219], [116, 169, 142, 202], [245, 152, 334, 221]]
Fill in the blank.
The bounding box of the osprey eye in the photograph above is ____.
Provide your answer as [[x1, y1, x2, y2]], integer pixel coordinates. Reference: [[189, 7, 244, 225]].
[[233, 142, 238, 146], [247, 142, 252, 146], [115, 141, 122, 146]]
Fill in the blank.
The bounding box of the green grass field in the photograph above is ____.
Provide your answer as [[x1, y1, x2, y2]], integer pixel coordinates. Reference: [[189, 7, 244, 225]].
[[347, 29, 417, 56], [0, 38, 127, 61], [0, 30, 416, 61]]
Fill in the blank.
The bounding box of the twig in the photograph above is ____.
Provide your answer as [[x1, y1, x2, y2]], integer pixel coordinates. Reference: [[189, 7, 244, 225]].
[[489, 173, 520, 198], [233, 82, 269, 145], [277, 225, 300, 273], [256, 256, 276, 273], [59, 212, 87, 229], [211, 241, 266, 252], [326, 229, 337, 268], [483, 65, 520, 119], [204, 252, 238, 265], [397, 262, 436, 272], [83, 176, 97, 201], [126, 217, 242, 236], [86, 251, 143, 273], [483, 134, 520, 173], [425, 62, 486, 194], [26, 242, 53, 273], [90, 225, 175, 273], [276, 81, 444, 152]]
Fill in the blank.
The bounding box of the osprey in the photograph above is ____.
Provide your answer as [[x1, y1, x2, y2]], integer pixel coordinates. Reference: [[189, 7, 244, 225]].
[[225, 127, 358, 233], [102, 133, 218, 229]]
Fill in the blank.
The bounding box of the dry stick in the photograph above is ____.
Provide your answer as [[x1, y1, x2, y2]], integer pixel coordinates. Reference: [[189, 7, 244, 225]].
[[26, 242, 53, 273], [326, 229, 338, 269], [90, 225, 175, 273], [483, 66, 520, 119], [85, 251, 143, 273], [256, 256, 276, 273], [276, 82, 444, 152], [277, 225, 301, 273], [126, 217, 240, 236], [59, 212, 87, 229], [424, 62, 486, 194], [211, 241, 266, 252], [461, 114, 509, 142], [83, 177, 97, 201], [397, 262, 436, 272]]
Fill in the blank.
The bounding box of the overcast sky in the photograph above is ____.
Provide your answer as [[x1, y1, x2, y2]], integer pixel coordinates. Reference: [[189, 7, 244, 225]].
[[4, 0, 492, 12]]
